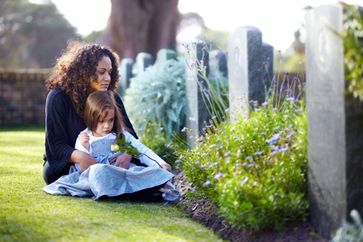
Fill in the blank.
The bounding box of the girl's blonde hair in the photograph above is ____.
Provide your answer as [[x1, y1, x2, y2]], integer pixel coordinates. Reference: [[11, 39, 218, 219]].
[[83, 91, 126, 139]]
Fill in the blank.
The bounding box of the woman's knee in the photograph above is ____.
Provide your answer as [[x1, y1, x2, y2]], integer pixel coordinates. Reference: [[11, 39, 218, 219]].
[[42, 161, 53, 184], [42, 161, 70, 184]]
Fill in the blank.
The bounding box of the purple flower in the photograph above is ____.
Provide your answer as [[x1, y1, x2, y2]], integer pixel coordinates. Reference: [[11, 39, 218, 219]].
[[209, 162, 217, 168], [202, 180, 211, 187], [209, 144, 217, 149], [181, 127, 188, 133], [214, 172, 222, 180], [286, 96, 294, 102], [295, 108, 302, 114], [240, 176, 249, 185], [278, 145, 289, 153], [224, 151, 231, 157], [286, 131, 294, 139], [271, 146, 279, 155], [243, 162, 255, 169], [270, 144, 289, 155], [254, 150, 263, 156], [236, 149, 241, 157], [267, 133, 280, 145]]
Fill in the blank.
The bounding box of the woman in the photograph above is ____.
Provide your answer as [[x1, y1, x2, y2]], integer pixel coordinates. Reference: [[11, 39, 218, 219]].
[[43, 42, 138, 184]]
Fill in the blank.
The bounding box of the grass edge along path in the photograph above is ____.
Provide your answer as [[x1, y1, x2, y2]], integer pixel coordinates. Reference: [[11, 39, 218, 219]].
[[0, 127, 223, 242]]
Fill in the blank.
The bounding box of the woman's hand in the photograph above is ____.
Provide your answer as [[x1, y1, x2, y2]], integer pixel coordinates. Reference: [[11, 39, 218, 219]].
[[70, 150, 96, 171], [114, 152, 132, 169]]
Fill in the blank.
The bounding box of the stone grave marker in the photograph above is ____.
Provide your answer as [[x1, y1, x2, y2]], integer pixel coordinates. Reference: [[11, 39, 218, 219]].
[[184, 40, 210, 146], [118, 58, 133, 95], [228, 26, 273, 122], [306, 4, 363, 238]]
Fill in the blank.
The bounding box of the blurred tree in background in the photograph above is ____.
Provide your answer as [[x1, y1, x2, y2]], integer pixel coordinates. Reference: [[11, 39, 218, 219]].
[[103, 0, 179, 59], [178, 12, 228, 51], [280, 29, 305, 72], [0, 0, 79, 68]]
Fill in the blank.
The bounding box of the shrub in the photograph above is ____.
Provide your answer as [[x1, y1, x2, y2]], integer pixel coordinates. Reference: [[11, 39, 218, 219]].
[[124, 59, 186, 138], [139, 122, 182, 166], [176, 99, 308, 230]]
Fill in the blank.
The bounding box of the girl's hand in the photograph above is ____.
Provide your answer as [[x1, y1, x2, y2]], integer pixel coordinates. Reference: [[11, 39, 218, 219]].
[[160, 162, 172, 171], [114, 152, 132, 169], [79, 132, 90, 150]]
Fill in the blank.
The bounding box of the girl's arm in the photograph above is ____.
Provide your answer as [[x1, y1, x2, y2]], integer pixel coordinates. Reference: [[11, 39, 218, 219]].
[[124, 131, 171, 171], [75, 131, 90, 153]]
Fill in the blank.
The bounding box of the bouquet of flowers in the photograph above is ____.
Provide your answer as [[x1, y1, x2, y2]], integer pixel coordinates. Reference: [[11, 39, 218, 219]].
[[110, 135, 141, 157]]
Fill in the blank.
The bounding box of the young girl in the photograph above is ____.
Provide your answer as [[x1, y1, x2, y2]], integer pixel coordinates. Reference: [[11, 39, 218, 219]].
[[44, 91, 178, 202], [75, 90, 171, 171]]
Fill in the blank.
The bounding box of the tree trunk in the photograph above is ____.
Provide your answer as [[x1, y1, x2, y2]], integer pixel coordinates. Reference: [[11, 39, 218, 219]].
[[103, 0, 179, 59]]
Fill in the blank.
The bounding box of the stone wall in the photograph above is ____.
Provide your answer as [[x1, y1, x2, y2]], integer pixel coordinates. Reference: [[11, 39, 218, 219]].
[[0, 69, 50, 126]]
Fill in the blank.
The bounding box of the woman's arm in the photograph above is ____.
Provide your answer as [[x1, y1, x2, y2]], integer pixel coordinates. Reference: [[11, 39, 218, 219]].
[[70, 150, 96, 171], [45, 90, 76, 165], [45, 89, 96, 171]]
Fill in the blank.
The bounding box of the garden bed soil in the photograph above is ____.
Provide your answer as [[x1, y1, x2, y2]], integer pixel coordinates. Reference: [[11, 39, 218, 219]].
[[174, 171, 328, 242]]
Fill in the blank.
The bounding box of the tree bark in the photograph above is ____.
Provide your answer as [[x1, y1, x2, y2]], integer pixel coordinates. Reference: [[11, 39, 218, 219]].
[[103, 0, 179, 59]]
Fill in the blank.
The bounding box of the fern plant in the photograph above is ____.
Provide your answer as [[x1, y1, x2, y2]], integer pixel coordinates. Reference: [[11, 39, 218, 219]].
[[124, 59, 186, 139]]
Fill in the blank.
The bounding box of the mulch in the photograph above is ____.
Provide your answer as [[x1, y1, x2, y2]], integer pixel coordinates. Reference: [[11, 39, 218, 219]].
[[174, 171, 328, 242]]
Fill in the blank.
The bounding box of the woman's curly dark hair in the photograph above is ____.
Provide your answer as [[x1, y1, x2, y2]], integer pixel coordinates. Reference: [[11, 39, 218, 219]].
[[46, 41, 120, 115]]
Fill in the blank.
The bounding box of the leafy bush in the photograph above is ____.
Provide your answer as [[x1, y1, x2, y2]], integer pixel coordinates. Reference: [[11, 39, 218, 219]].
[[175, 99, 308, 230], [124, 59, 186, 138], [139, 122, 183, 166], [343, 3, 363, 101]]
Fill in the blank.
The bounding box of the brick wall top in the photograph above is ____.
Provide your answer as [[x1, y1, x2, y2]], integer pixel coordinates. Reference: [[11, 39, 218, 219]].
[[0, 69, 51, 126], [0, 69, 51, 82]]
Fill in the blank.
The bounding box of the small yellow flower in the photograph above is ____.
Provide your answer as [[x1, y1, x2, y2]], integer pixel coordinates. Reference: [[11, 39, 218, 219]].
[[111, 144, 120, 152]]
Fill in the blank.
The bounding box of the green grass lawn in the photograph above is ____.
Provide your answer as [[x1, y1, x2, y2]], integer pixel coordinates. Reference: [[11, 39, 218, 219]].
[[0, 127, 222, 242]]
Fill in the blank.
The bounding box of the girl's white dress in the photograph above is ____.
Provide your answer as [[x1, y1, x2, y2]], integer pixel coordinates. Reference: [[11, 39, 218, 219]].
[[43, 129, 174, 200]]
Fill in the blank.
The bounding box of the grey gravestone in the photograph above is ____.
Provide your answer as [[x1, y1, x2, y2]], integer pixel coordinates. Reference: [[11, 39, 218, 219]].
[[136, 52, 153, 75], [209, 50, 228, 78], [184, 40, 210, 146], [117, 58, 133, 95], [228, 26, 273, 122], [209, 50, 228, 97], [156, 49, 177, 64], [261, 43, 274, 95], [306, 4, 363, 239]]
